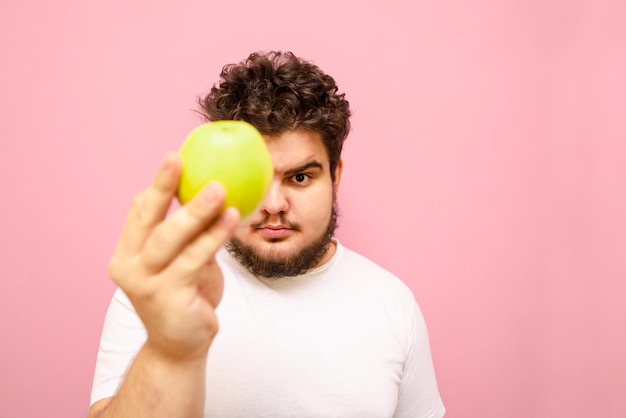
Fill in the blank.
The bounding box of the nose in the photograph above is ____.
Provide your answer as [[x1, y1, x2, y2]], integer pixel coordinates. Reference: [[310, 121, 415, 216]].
[[260, 180, 288, 215]]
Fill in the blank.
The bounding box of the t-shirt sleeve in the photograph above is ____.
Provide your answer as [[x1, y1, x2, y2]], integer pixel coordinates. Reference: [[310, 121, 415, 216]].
[[90, 287, 147, 406], [394, 301, 446, 418]]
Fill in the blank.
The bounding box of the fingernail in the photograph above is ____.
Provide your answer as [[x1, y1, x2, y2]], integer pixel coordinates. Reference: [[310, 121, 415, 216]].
[[201, 182, 221, 202], [219, 207, 240, 227], [162, 152, 176, 170]]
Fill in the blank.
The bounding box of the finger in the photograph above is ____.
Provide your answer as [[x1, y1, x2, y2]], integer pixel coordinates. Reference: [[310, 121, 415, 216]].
[[115, 153, 181, 257], [165, 207, 240, 282], [140, 182, 231, 272]]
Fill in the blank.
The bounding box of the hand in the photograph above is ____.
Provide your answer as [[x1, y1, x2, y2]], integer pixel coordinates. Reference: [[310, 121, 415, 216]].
[[107, 152, 240, 362]]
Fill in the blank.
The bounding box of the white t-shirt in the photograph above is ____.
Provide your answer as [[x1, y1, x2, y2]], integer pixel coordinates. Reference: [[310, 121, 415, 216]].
[[91, 241, 445, 417]]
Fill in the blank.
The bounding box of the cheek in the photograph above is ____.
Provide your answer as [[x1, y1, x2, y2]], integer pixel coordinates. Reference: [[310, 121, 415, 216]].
[[303, 192, 334, 226]]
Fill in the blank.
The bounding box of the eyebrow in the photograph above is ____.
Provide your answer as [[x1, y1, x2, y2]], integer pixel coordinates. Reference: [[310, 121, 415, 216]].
[[283, 161, 324, 177]]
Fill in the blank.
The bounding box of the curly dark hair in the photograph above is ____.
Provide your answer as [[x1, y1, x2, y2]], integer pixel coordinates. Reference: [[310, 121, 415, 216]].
[[198, 51, 351, 180]]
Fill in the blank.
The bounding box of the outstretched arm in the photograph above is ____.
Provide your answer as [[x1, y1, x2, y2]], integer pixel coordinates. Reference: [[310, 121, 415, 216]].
[[88, 153, 239, 418]]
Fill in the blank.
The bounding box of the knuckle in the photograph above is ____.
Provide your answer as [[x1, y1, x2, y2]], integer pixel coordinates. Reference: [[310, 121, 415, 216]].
[[147, 225, 170, 252], [129, 191, 156, 228], [109, 255, 157, 299], [209, 321, 220, 336], [187, 195, 221, 221], [129, 192, 145, 214], [135, 203, 153, 228], [108, 256, 137, 289], [108, 256, 123, 282]]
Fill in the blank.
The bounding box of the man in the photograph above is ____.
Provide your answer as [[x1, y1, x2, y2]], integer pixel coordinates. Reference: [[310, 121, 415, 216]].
[[89, 50, 445, 417]]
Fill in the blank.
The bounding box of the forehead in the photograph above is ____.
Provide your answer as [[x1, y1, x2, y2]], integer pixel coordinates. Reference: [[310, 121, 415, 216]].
[[263, 130, 328, 173]]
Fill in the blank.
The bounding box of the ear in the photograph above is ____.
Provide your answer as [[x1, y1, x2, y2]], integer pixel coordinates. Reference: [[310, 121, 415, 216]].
[[333, 159, 343, 192]]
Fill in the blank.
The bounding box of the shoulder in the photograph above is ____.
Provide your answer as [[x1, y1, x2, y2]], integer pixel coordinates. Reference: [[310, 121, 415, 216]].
[[336, 243, 412, 289], [333, 242, 417, 306]]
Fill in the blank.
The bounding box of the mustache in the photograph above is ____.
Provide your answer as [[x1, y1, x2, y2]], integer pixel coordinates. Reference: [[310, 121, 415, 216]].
[[251, 214, 301, 230]]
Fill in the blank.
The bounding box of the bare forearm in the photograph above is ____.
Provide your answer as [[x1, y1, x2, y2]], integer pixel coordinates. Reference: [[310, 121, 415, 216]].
[[92, 342, 207, 418]]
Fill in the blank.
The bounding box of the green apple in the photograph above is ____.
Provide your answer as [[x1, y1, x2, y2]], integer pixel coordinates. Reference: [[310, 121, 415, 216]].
[[177, 120, 274, 220]]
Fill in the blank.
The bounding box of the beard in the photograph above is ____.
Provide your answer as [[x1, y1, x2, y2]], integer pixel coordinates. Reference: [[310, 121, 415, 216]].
[[225, 199, 339, 279]]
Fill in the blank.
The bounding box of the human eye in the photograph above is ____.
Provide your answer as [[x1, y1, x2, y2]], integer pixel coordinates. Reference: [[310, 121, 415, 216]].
[[290, 173, 312, 185]]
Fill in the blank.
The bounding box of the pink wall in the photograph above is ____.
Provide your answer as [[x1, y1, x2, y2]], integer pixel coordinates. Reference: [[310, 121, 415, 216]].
[[1, 1, 624, 417]]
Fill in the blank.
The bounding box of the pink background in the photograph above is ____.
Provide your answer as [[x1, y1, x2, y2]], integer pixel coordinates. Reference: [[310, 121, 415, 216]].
[[1, 1, 625, 417]]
